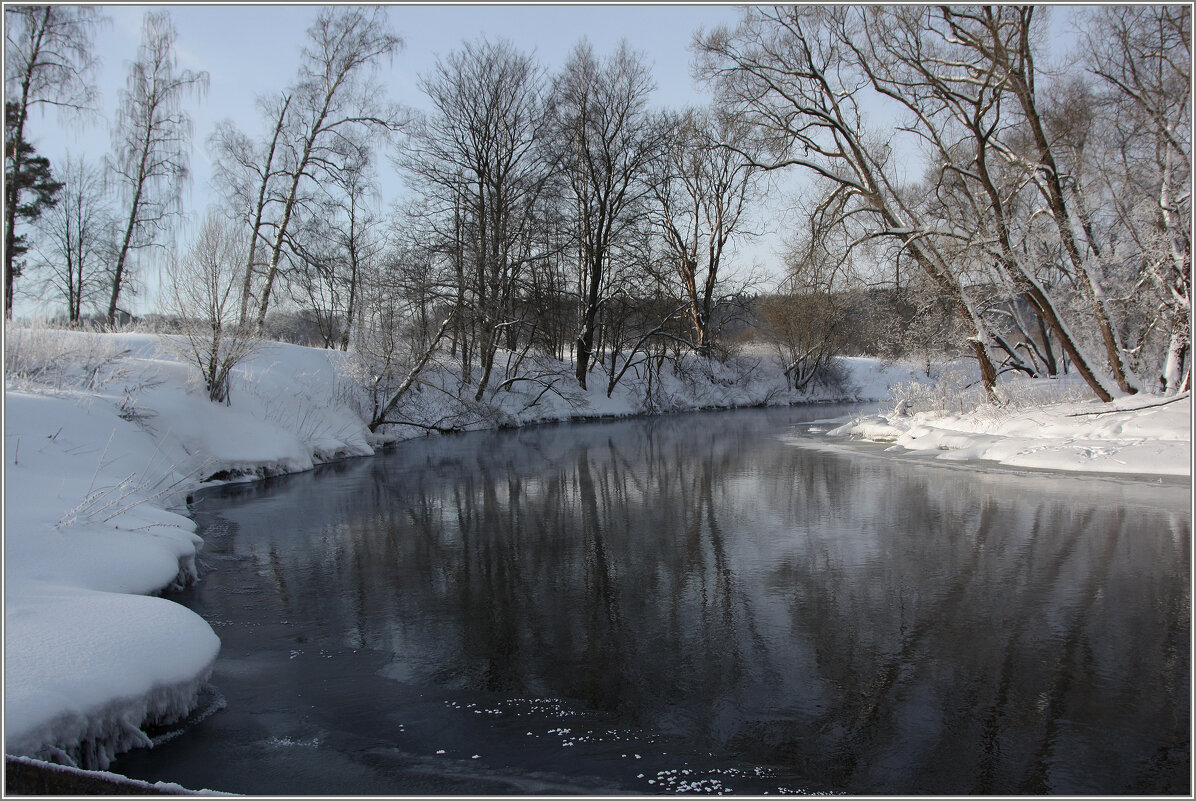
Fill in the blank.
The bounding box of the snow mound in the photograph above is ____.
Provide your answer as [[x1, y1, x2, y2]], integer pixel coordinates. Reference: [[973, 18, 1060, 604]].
[[824, 393, 1191, 477], [5, 329, 373, 768]]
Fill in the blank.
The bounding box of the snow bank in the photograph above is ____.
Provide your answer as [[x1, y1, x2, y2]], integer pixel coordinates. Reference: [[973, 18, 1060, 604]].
[[5, 754, 230, 795], [823, 392, 1191, 477], [4, 331, 375, 769], [3, 386, 221, 770], [6, 328, 900, 770]]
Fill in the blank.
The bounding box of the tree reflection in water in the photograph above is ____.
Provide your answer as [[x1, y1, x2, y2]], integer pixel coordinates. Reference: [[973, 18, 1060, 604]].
[[182, 406, 1189, 794]]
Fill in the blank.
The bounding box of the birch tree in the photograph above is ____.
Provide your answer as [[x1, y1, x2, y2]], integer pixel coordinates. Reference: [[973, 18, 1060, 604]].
[[287, 146, 382, 350], [244, 6, 402, 330], [106, 10, 207, 325], [208, 92, 291, 327]]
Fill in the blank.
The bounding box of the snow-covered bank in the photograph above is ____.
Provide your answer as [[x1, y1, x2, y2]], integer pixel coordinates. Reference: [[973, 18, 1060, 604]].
[[5, 754, 223, 795], [6, 326, 1190, 774], [4, 327, 905, 770], [822, 391, 1191, 477]]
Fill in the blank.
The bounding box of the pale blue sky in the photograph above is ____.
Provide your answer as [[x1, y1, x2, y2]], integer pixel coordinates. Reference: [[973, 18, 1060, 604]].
[[19, 4, 1089, 316], [33, 4, 748, 212], [24, 4, 767, 313]]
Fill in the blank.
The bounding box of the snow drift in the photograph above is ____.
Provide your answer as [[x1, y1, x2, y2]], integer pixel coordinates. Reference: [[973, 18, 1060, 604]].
[[822, 386, 1191, 477]]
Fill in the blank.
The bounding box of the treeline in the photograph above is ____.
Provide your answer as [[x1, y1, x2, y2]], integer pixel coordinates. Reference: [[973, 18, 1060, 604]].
[[5, 6, 1190, 409]]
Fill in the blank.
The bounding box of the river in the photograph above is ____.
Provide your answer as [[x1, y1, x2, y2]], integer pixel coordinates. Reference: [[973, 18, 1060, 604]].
[[109, 405, 1191, 795]]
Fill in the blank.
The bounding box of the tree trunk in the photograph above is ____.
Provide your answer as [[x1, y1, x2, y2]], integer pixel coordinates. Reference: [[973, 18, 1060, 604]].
[[1162, 329, 1189, 395], [4, 9, 48, 319], [107, 175, 146, 326], [107, 100, 156, 326], [239, 94, 290, 327], [575, 253, 603, 391]]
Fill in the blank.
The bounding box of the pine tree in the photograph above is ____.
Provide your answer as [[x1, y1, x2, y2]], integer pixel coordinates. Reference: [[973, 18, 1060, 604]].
[[4, 100, 63, 314]]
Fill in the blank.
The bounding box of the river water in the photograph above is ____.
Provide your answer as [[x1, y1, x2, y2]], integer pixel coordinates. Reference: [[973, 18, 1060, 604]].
[[110, 405, 1191, 795]]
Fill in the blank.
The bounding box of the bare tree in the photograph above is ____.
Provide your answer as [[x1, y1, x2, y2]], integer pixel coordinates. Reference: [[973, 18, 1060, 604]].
[[105, 10, 208, 325], [287, 146, 383, 350], [762, 178, 875, 391], [338, 223, 458, 433], [31, 154, 111, 323], [695, 7, 1004, 399], [651, 106, 760, 354], [246, 6, 402, 330], [208, 92, 292, 327], [1082, 5, 1191, 393], [550, 40, 664, 390], [401, 38, 554, 400], [4, 4, 105, 317], [163, 213, 258, 404]]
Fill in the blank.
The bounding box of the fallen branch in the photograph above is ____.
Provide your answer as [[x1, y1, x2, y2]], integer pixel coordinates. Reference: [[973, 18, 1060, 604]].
[[368, 309, 456, 433], [1065, 391, 1189, 417]]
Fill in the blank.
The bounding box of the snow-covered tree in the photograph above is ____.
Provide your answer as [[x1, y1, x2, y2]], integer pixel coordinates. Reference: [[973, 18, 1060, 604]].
[[696, 6, 1004, 399]]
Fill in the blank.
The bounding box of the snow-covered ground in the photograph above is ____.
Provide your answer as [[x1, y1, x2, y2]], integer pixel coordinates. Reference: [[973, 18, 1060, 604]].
[[818, 377, 1191, 477], [4, 326, 1189, 773], [2, 327, 913, 770]]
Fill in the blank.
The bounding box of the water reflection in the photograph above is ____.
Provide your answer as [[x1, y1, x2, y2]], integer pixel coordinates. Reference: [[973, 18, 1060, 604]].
[[127, 407, 1190, 794]]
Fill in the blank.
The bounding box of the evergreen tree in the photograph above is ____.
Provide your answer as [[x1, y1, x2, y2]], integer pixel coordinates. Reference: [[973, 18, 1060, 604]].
[[4, 100, 63, 313]]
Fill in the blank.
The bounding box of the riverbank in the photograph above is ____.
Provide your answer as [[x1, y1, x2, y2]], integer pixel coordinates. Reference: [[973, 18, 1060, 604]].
[[819, 385, 1191, 477], [3, 326, 917, 772], [6, 326, 1190, 775], [4, 754, 202, 795]]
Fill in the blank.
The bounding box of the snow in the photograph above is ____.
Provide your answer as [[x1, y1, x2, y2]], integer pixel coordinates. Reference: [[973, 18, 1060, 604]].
[[2, 331, 376, 769], [822, 392, 1191, 477], [4, 328, 897, 770], [5, 753, 232, 794], [4, 325, 1188, 774], [4, 387, 221, 768]]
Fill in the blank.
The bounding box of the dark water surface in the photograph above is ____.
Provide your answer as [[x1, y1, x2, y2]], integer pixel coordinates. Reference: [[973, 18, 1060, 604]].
[[111, 405, 1191, 795]]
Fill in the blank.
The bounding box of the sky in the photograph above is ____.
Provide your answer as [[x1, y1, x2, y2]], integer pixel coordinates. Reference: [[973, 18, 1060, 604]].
[[17, 3, 1089, 318], [21, 3, 775, 316]]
